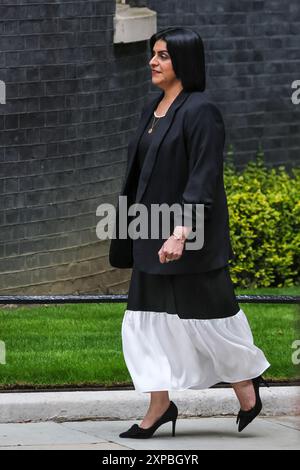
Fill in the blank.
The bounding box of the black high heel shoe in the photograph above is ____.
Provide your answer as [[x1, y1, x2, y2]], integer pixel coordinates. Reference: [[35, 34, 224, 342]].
[[236, 375, 270, 432], [119, 401, 178, 439]]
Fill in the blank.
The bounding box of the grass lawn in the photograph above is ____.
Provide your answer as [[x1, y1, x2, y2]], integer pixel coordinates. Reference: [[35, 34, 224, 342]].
[[0, 287, 299, 389]]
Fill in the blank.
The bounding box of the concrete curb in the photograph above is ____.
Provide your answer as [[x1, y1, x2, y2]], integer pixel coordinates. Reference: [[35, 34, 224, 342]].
[[0, 387, 299, 423]]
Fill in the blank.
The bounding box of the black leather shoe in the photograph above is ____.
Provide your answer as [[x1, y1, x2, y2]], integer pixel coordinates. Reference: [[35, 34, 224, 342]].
[[119, 401, 178, 439], [236, 375, 270, 432]]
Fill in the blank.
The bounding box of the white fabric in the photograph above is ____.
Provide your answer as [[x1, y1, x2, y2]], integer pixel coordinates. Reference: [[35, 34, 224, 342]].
[[121, 308, 270, 393]]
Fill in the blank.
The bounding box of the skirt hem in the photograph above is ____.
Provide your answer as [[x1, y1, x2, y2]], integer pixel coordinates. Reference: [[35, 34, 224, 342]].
[[135, 364, 271, 394]]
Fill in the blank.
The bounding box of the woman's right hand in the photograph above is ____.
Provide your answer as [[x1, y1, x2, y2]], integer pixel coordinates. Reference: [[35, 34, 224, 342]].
[[158, 236, 185, 263], [158, 225, 192, 263]]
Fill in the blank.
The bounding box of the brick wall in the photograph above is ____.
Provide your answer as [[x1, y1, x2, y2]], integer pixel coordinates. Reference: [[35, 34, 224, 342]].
[[0, 0, 149, 294], [138, 0, 300, 166], [0, 0, 299, 294]]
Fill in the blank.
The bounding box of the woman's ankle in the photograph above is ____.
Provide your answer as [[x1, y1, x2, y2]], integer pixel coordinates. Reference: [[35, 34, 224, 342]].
[[232, 380, 256, 410]]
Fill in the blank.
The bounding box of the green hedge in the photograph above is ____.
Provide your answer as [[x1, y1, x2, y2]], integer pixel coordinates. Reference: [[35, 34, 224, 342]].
[[224, 146, 300, 288]]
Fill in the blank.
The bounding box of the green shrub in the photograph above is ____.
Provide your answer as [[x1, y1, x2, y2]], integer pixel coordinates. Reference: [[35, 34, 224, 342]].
[[224, 146, 300, 288]]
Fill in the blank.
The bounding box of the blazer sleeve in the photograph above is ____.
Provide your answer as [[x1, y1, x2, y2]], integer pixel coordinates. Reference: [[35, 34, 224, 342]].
[[178, 101, 225, 228]]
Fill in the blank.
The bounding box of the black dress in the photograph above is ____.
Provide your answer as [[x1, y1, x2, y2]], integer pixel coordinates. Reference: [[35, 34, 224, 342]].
[[122, 111, 270, 393]]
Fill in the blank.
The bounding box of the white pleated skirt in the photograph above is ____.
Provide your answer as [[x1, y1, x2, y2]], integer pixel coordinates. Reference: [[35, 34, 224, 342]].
[[122, 268, 270, 393], [122, 308, 270, 393]]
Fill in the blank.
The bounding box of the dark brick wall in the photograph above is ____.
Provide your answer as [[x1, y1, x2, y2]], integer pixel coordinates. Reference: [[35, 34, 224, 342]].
[[0, 0, 149, 294], [143, 0, 300, 167], [0, 0, 299, 294]]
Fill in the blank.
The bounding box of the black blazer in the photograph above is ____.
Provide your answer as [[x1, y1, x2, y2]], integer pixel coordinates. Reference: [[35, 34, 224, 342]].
[[109, 89, 235, 274]]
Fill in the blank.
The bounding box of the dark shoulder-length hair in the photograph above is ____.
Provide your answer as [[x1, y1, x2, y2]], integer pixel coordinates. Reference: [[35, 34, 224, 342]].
[[149, 27, 206, 92]]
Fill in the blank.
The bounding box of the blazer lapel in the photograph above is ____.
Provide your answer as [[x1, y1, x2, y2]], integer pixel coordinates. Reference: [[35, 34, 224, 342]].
[[133, 89, 190, 203]]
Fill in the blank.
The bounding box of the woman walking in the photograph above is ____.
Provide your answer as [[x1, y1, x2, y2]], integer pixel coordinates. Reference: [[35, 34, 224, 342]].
[[109, 27, 270, 438]]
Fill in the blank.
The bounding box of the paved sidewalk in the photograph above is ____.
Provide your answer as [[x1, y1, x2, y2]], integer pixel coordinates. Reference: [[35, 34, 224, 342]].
[[0, 387, 299, 450], [0, 416, 299, 450]]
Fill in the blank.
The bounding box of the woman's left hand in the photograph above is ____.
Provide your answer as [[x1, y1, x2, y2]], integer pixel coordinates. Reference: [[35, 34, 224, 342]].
[[158, 236, 185, 264]]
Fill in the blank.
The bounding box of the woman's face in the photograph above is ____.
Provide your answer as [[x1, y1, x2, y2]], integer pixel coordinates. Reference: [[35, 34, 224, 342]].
[[149, 39, 180, 90]]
